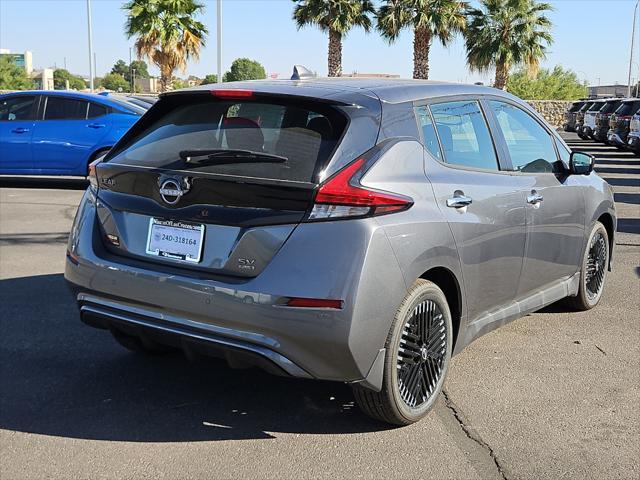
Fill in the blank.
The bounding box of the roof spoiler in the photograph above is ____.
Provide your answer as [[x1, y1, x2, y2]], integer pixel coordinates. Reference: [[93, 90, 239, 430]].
[[291, 65, 316, 81]]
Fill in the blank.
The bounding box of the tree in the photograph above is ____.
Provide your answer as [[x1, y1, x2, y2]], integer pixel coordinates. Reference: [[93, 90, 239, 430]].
[[293, 0, 375, 77], [53, 69, 86, 90], [201, 74, 218, 85], [465, 0, 553, 90], [124, 0, 208, 92], [102, 72, 130, 92], [506, 66, 587, 100], [377, 0, 467, 80], [130, 60, 149, 78], [223, 58, 267, 82], [0, 56, 34, 90], [111, 59, 129, 78], [171, 78, 189, 89]]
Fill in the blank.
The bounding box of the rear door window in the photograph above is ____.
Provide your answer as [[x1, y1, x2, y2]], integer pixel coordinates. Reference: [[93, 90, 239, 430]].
[[0, 96, 37, 121], [107, 96, 347, 183], [428, 100, 499, 171], [415, 106, 443, 161], [44, 97, 88, 120], [88, 103, 108, 118]]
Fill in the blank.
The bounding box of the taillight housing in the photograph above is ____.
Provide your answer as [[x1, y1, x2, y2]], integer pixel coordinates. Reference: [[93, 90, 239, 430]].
[[88, 158, 101, 191], [307, 158, 413, 221]]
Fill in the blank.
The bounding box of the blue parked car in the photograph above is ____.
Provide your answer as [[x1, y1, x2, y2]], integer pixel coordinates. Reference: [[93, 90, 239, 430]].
[[0, 90, 145, 176]]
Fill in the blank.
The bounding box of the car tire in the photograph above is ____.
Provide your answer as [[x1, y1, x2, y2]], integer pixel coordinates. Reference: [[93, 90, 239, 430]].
[[565, 221, 609, 311], [352, 279, 453, 425], [110, 329, 172, 354]]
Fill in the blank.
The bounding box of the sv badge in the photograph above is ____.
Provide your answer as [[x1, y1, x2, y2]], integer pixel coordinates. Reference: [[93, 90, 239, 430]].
[[238, 258, 256, 271]]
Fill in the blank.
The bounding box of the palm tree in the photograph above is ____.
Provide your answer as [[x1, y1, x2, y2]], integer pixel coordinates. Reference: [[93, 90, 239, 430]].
[[376, 0, 467, 80], [293, 0, 375, 77], [124, 0, 208, 92], [465, 0, 553, 90]]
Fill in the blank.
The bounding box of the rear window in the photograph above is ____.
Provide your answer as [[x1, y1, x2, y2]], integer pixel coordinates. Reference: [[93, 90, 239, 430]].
[[107, 95, 347, 183], [615, 100, 640, 116], [600, 101, 621, 114], [587, 102, 604, 112], [568, 102, 584, 113]]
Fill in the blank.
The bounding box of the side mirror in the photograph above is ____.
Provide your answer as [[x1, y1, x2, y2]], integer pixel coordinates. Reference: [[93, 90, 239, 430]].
[[569, 151, 595, 175]]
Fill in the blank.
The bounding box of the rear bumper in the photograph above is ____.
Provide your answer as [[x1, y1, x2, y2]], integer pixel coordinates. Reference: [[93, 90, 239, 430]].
[[65, 189, 408, 388], [593, 127, 610, 142], [77, 293, 311, 378], [607, 131, 626, 146], [627, 134, 640, 151]]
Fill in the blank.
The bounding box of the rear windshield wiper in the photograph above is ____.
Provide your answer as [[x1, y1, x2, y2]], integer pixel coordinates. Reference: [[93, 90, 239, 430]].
[[179, 149, 287, 164]]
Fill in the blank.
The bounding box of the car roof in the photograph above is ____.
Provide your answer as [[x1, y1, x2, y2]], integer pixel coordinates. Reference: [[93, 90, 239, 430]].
[[173, 78, 519, 105]]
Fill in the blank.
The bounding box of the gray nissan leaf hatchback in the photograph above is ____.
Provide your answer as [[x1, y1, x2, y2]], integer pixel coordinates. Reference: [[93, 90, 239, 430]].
[[65, 79, 616, 425]]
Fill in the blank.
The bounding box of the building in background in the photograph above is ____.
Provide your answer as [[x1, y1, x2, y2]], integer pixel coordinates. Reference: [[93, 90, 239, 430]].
[[135, 76, 160, 93], [0, 49, 33, 74], [588, 84, 629, 98], [0, 49, 54, 89]]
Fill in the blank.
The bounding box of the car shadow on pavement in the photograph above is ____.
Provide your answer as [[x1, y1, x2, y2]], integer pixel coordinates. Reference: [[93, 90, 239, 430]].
[[0, 274, 391, 442], [603, 177, 640, 188], [0, 177, 88, 190], [617, 218, 640, 235], [614, 193, 640, 205]]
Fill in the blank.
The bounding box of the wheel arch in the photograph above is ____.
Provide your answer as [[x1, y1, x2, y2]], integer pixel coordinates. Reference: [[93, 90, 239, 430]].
[[419, 266, 463, 353], [596, 211, 615, 269]]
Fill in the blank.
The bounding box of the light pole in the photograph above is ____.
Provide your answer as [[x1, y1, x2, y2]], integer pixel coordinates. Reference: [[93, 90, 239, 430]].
[[87, 0, 95, 91], [628, 0, 639, 97], [217, 0, 222, 84]]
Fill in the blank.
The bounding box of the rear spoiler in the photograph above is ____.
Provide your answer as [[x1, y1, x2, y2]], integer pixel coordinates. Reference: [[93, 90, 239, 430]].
[[160, 88, 355, 107]]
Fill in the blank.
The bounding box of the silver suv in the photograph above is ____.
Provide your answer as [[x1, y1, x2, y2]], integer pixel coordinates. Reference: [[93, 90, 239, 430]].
[[65, 80, 616, 425]]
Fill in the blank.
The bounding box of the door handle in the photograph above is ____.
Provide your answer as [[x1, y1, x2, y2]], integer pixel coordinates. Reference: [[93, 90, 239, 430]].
[[527, 190, 544, 205], [87, 123, 106, 129], [446, 192, 473, 208], [11, 127, 29, 134]]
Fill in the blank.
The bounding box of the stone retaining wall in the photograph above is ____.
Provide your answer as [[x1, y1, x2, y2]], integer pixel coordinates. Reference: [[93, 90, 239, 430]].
[[526, 100, 573, 129]]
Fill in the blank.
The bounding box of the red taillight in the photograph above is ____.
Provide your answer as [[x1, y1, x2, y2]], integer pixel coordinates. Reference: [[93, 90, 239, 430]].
[[285, 298, 343, 309], [210, 89, 254, 99], [619, 115, 631, 121], [309, 158, 413, 220], [88, 158, 101, 190]]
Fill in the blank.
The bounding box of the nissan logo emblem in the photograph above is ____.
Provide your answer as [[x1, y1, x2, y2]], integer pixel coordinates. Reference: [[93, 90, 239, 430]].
[[159, 179, 184, 205]]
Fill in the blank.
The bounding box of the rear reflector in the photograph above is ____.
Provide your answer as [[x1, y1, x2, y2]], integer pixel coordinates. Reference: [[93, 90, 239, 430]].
[[308, 158, 413, 220], [210, 89, 254, 99], [285, 298, 343, 309]]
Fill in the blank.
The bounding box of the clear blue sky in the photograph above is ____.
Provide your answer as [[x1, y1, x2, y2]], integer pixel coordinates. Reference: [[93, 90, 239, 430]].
[[0, 0, 637, 86]]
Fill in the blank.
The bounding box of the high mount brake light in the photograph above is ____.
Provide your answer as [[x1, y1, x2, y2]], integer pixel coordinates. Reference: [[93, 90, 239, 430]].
[[210, 89, 254, 99], [308, 158, 413, 221]]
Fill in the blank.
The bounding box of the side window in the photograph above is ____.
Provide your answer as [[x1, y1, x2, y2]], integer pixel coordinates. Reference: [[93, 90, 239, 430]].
[[0, 96, 36, 121], [44, 97, 88, 120], [87, 103, 107, 119], [429, 100, 499, 171], [489, 101, 561, 173], [415, 105, 442, 160]]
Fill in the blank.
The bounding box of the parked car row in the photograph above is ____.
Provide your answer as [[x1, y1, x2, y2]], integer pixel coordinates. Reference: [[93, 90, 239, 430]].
[[564, 97, 640, 155], [0, 91, 154, 176]]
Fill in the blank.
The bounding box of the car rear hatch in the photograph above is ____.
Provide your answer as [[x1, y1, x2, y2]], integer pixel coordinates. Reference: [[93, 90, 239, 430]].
[[93, 88, 381, 278]]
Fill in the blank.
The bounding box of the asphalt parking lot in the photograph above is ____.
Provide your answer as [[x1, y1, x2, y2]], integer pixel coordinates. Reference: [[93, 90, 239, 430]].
[[0, 132, 638, 480]]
